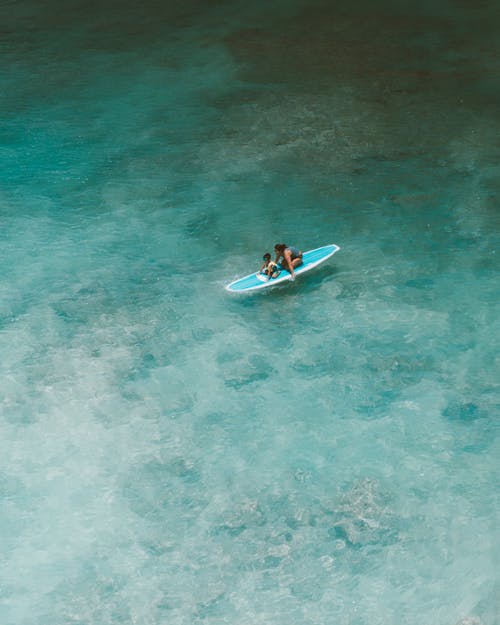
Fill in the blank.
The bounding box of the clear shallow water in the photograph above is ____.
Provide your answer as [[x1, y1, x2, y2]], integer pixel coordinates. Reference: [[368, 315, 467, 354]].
[[1, 1, 499, 624]]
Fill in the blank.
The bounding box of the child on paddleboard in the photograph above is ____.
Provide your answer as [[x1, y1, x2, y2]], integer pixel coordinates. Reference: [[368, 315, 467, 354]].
[[260, 253, 281, 279]]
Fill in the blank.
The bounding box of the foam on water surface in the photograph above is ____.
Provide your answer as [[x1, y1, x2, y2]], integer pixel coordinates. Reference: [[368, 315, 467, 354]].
[[1, 1, 499, 624]]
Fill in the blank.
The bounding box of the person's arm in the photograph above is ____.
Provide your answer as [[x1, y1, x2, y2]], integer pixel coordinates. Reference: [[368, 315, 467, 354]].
[[284, 250, 295, 278]]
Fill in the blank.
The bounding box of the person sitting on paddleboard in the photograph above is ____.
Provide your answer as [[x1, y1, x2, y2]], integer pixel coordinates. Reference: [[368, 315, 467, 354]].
[[274, 244, 303, 280], [260, 253, 281, 279]]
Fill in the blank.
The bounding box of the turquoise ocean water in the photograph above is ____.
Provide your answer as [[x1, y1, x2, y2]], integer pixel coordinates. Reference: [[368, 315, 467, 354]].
[[1, 1, 499, 623]]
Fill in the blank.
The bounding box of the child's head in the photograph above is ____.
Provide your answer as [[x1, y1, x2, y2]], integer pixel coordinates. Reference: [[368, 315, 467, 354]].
[[263, 253, 271, 261]]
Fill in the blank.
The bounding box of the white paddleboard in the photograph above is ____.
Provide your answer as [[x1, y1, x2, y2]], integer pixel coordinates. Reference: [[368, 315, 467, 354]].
[[225, 244, 340, 293]]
